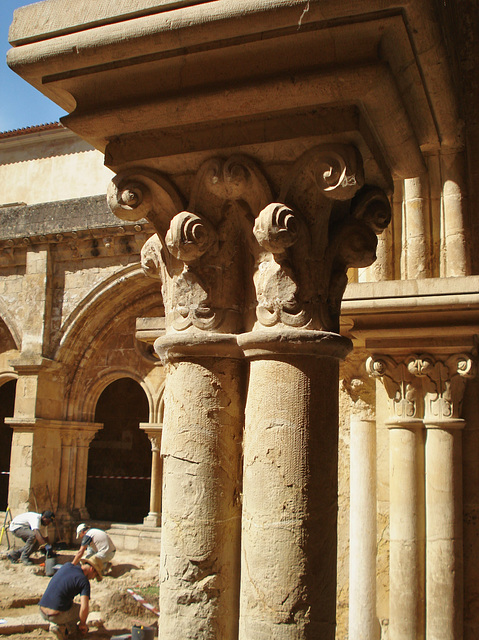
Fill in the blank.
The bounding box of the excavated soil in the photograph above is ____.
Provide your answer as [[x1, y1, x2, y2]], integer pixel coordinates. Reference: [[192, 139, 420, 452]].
[[0, 547, 160, 639]]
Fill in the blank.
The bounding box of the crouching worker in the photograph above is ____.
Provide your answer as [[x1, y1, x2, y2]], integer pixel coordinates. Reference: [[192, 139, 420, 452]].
[[72, 524, 116, 573], [8, 510, 55, 565], [39, 555, 103, 639]]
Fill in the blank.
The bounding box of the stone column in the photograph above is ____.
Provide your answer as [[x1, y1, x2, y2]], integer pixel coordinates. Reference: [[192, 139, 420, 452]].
[[418, 354, 475, 640], [73, 425, 102, 520], [441, 151, 469, 276], [109, 146, 391, 640], [342, 358, 379, 640], [403, 176, 431, 279], [236, 149, 391, 640], [157, 350, 243, 640], [239, 337, 349, 639], [140, 423, 163, 527], [109, 161, 247, 640], [367, 356, 426, 640], [57, 429, 77, 523]]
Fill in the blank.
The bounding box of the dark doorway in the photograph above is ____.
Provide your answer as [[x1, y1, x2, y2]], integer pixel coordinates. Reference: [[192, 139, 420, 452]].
[[86, 378, 150, 523], [0, 380, 16, 510]]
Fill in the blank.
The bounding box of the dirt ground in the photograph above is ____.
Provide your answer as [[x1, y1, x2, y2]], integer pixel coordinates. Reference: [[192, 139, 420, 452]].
[[0, 546, 160, 639]]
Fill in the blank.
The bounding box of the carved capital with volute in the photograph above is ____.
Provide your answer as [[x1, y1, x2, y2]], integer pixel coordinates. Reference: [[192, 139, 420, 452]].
[[108, 145, 391, 354], [366, 355, 424, 424], [367, 353, 476, 426], [412, 353, 476, 423]]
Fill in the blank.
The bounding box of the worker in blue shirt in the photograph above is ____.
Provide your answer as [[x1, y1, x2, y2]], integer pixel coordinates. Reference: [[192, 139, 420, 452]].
[[39, 555, 103, 639]]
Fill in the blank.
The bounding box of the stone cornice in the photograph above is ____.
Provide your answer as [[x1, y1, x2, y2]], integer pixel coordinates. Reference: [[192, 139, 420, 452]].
[[4, 417, 102, 432], [0, 195, 149, 241], [0, 195, 153, 266], [342, 276, 479, 354], [7, 1, 459, 169]]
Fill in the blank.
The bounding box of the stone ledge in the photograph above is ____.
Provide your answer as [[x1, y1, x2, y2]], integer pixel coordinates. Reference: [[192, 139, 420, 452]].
[[0, 615, 49, 636], [0, 611, 104, 636], [342, 276, 479, 353], [344, 275, 479, 303], [0, 195, 150, 241], [9, 0, 207, 45]]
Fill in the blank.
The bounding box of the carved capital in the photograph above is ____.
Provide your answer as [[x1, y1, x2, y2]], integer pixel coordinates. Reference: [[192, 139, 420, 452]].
[[251, 145, 391, 333], [76, 431, 98, 447], [110, 146, 391, 341], [366, 355, 423, 422], [414, 353, 476, 422], [341, 352, 376, 420]]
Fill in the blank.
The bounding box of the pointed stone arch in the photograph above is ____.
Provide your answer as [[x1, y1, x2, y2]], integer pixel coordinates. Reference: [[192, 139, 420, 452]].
[[55, 263, 156, 367]]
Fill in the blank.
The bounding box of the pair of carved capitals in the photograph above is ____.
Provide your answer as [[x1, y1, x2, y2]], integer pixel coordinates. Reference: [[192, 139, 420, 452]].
[[108, 145, 391, 337], [366, 354, 477, 425]]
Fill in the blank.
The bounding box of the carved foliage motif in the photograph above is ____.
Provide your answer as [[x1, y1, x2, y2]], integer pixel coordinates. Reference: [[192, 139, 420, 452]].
[[109, 158, 271, 333], [341, 351, 376, 420], [108, 145, 391, 334], [253, 203, 310, 328]]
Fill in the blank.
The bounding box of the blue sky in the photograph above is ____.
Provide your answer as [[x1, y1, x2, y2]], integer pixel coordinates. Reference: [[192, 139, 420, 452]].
[[0, 0, 66, 132]]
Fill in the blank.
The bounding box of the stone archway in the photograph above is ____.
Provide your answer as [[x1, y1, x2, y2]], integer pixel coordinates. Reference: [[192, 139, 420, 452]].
[[86, 377, 150, 523], [0, 380, 16, 510]]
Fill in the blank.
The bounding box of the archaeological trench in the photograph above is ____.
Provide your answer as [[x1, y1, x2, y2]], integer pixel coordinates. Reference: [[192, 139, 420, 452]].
[[1, 1, 479, 639]]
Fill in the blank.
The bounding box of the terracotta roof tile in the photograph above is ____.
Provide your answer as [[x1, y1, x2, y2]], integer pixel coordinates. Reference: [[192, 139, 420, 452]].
[[0, 122, 65, 139]]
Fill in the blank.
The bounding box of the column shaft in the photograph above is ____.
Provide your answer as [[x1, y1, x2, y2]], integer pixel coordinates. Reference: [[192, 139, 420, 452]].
[[425, 425, 463, 640], [58, 433, 75, 512], [240, 355, 339, 640], [149, 446, 162, 516], [403, 176, 431, 279], [389, 424, 425, 640], [441, 152, 469, 276], [349, 417, 378, 640], [74, 441, 90, 518], [159, 357, 243, 640], [141, 425, 163, 527]]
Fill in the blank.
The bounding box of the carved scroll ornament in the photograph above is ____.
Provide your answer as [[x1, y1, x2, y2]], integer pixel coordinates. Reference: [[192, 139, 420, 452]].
[[108, 158, 272, 334]]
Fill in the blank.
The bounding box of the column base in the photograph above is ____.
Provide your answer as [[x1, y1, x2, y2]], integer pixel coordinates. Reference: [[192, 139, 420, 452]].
[[143, 512, 161, 527]]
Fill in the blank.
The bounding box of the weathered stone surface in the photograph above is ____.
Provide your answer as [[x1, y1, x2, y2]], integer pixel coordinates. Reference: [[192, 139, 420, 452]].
[[3, 2, 479, 640]]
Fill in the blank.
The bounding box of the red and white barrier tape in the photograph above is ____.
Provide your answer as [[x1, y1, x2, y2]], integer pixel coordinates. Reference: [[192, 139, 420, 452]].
[[127, 588, 160, 617], [87, 475, 150, 480]]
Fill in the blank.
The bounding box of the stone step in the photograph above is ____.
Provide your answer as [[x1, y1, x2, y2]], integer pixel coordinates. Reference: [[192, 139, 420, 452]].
[[0, 514, 162, 554], [92, 522, 162, 554]]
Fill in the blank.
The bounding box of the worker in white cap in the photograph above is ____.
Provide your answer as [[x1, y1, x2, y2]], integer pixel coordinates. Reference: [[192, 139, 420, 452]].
[[72, 524, 116, 574]]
